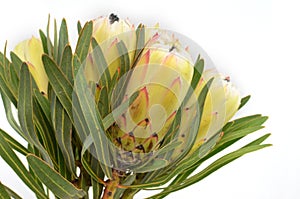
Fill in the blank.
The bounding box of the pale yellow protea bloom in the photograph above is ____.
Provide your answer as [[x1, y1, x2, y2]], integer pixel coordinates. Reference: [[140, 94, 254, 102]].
[[112, 31, 194, 154], [189, 69, 241, 153], [85, 14, 136, 82], [14, 37, 48, 94]]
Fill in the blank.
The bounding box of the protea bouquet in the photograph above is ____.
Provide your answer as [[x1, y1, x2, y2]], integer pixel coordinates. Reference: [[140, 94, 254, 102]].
[[0, 14, 270, 199]]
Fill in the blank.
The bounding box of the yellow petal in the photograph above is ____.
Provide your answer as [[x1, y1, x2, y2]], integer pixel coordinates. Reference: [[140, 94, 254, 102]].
[[14, 37, 48, 94]]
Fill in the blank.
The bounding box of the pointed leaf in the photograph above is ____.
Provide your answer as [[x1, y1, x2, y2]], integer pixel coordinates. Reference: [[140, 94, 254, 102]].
[[239, 95, 251, 110], [57, 19, 69, 64], [0, 128, 29, 156], [0, 133, 47, 199], [18, 63, 52, 165], [75, 21, 93, 63], [148, 144, 271, 198], [27, 154, 86, 199], [0, 182, 10, 199]]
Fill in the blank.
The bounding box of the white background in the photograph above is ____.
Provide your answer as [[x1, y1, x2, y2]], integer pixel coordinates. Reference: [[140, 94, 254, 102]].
[[0, 0, 299, 198]]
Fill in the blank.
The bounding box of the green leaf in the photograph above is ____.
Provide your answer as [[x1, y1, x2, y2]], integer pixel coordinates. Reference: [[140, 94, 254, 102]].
[[39, 30, 49, 54], [91, 38, 111, 87], [191, 55, 204, 89], [77, 21, 82, 35], [1, 93, 23, 137], [112, 41, 132, 108], [9, 63, 19, 91], [223, 114, 268, 133], [53, 19, 58, 62], [132, 24, 145, 66], [217, 126, 265, 147], [75, 21, 93, 63], [135, 159, 169, 173], [81, 156, 106, 186], [27, 154, 86, 199], [0, 182, 10, 199], [18, 63, 52, 165], [42, 55, 73, 120], [51, 96, 76, 175], [61, 45, 74, 83], [0, 183, 22, 199], [46, 15, 54, 57], [0, 63, 17, 106], [33, 99, 58, 167], [42, 54, 95, 147], [57, 18, 69, 64], [0, 133, 47, 199], [34, 90, 51, 124], [148, 143, 271, 198], [10, 51, 22, 76], [239, 95, 251, 110], [0, 128, 29, 156], [74, 69, 113, 178], [90, 156, 105, 198]]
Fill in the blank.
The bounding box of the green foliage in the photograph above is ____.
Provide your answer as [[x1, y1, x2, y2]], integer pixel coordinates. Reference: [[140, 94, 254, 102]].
[[0, 16, 271, 199]]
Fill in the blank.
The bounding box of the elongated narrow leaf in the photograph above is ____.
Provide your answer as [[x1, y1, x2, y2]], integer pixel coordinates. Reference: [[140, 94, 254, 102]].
[[91, 156, 105, 198], [53, 19, 58, 61], [61, 45, 74, 83], [0, 133, 47, 199], [10, 51, 22, 76], [75, 21, 92, 63], [42, 54, 98, 168], [74, 69, 113, 178], [46, 15, 54, 57], [0, 128, 29, 156], [57, 19, 69, 64], [0, 183, 22, 199], [132, 24, 145, 66], [0, 70, 17, 106], [1, 93, 23, 137], [18, 63, 52, 165], [168, 134, 272, 194], [27, 154, 86, 199], [239, 95, 251, 110], [112, 41, 132, 108], [33, 99, 58, 167], [52, 97, 76, 175], [77, 21, 82, 34], [91, 38, 111, 87], [223, 114, 267, 132], [0, 182, 10, 199], [39, 30, 49, 54], [34, 90, 51, 123], [217, 126, 264, 147], [42, 55, 73, 119], [135, 159, 168, 173], [148, 144, 271, 198], [191, 55, 204, 89]]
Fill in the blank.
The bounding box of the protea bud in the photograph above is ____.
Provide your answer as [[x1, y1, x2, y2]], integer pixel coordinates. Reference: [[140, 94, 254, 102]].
[[110, 31, 194, 169], [190, 69, 241, 153], [13, 37, 48, 94], [85, 13, 136, 82]]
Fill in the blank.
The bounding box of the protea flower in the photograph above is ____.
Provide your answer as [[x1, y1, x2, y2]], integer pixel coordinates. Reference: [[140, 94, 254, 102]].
[[85, 13, 136, 83], [109, 30, 194, 169], [190, 69, 241, 151], [13, 37, 48, 94], [0, 14, 270, 199]]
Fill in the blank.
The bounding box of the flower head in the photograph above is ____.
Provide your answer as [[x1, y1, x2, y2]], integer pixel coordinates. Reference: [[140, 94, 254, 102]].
[[14, 37, 48, 94]]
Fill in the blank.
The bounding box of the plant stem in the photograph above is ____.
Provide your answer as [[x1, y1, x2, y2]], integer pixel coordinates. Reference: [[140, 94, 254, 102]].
[[102, 171, 120, 199]]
